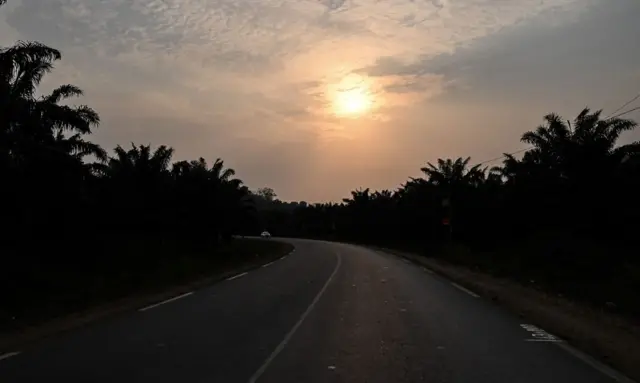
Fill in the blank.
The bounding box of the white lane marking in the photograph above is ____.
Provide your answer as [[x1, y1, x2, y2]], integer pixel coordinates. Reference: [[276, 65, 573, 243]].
[[262, 261, 276, 268], [520, 324, 562, 342], [0, 352, 20, 362], [402, 258, 411, 264], [248, 252, 342, 383], [139, 292, 194, 312], [450, 282, 480, 298], [422, 267, 434, 274], [525, 339, 564, 342], [226, 272, 248, 281], [520, 323, 635, 382], [555, 342, 636, 383]]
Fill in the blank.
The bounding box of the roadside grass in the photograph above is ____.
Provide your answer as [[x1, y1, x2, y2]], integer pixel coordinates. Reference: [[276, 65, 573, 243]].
[[1, 238, 293, 340]]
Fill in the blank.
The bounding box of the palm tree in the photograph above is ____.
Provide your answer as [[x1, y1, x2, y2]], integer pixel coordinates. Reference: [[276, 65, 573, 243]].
[[520, 108, 638, 178], [420, 157, 485, 188], [101, 144, 174, 179], [1, 41, 101, 165]]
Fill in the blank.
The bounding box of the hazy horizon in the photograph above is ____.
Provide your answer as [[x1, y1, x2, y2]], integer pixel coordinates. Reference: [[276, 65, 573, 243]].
[[2, 0, 639, 202]]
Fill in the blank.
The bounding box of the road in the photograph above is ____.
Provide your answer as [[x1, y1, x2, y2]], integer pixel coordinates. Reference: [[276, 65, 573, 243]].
[[0, 238, 626, 382]]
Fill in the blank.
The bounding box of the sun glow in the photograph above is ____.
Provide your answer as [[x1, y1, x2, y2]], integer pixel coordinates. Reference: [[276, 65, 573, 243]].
[[329, 74, 374, 118], [335, 88, 372, 116]]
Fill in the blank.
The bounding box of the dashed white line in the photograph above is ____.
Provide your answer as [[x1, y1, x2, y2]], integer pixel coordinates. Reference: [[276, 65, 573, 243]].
[[139, 292, 194, 312], [422, 267, 435, 274], [521, 323, 635, 383], [262, 261, 276, 268], [525, 339, 564, 342], [247, 252, 342, 383], [0, 352, 20, 362], [226, 272, 248, 281], [450, 282, 480, 298]]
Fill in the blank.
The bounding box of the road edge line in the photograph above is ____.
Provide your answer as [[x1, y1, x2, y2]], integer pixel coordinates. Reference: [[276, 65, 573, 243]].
[[0, 351, 20, 362], [247, 252, 342, 383], [555, 342, 637, 383], [226, 272, 248, 281], [450, 282, 480, 298], [378, 245, 637, 382], [138, 292, 194, 312]]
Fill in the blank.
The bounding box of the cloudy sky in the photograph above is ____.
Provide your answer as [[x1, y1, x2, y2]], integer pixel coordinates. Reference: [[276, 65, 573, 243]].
[[1, 0, 639, 201]]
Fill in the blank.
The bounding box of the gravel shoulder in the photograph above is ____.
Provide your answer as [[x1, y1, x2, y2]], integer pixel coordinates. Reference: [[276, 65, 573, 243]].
[[374, 246, 640, 382]]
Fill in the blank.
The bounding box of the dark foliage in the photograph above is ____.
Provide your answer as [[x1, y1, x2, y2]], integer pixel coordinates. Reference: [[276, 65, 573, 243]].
[[2, 4, 639, 326], [253, 110, 640, 317], [0, 36, 256, 327]]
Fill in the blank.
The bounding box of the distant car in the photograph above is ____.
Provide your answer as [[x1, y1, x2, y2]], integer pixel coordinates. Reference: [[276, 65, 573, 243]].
[[261, 231, 271, 238]]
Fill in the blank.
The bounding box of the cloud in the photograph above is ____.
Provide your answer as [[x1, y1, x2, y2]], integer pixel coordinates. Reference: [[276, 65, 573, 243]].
[[3, 0, 615, 201]]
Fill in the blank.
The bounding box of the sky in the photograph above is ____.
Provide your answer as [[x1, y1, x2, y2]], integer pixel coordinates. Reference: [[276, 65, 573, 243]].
[[1, 0, 639, 202]]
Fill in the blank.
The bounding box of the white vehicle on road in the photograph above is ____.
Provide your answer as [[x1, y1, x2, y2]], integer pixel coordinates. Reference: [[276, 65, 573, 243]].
[[261, 231, 271, 238]]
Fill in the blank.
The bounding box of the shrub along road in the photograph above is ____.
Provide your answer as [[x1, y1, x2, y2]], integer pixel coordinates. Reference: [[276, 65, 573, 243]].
[[0, 238, 629, 383]]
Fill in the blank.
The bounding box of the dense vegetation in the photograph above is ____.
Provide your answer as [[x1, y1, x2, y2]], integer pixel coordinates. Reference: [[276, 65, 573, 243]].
[[254, 112, 640, 317], [0, 9, 264, 328], [2, 0, 639, 328]]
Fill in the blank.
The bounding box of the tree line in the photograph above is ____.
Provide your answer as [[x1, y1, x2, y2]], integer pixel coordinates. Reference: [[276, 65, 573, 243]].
[[2, 0, 639, 324], [254, 111, 640, 316], [0, 13, 258, 326]]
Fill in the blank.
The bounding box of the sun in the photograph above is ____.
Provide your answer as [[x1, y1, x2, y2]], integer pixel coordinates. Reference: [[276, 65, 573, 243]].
[[335, 88, 372, 116], [328, 74, 374, 118]]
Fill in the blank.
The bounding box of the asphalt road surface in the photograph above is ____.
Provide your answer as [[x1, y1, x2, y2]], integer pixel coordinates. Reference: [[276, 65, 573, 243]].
[[0, 239, 628, 382]]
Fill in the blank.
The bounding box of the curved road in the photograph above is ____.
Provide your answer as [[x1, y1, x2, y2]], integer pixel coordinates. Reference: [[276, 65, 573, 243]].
[[0, 239, 624, 382]]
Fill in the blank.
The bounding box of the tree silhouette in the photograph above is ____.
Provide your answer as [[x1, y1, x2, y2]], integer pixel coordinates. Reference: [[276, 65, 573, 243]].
[[3, 2, 640, 323], [253, 108, 640, 317]]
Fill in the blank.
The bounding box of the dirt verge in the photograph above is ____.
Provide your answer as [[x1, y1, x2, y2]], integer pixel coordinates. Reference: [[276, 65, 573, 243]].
[[374, 246, 640, 382], [0, 239, 293, 354]]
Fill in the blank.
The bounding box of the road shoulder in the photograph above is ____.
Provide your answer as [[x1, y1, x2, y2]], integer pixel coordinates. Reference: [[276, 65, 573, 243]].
[[372, 246, 640, 382], [0, 239, 294, 354]]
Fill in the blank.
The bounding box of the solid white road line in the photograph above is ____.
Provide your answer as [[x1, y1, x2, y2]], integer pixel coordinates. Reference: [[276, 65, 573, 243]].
[[0, 352, 20, 362], [248, 252, 342, 383], [226, 272, 248, 281], [262, 261, 276, 268], [450, 282, 480, 298], [555, 342, 636, 383], [138, 292, 194, 312]]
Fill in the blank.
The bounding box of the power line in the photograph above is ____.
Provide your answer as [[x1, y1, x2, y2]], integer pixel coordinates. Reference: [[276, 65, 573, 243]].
[[607, 105, 640, 120], [475, 147, 531, 167], [473, 93, 640, 168], [606, 92, 640, 119]]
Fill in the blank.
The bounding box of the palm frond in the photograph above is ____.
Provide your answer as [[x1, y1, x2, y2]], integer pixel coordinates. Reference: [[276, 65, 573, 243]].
[[44, 84, 83, 104]]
